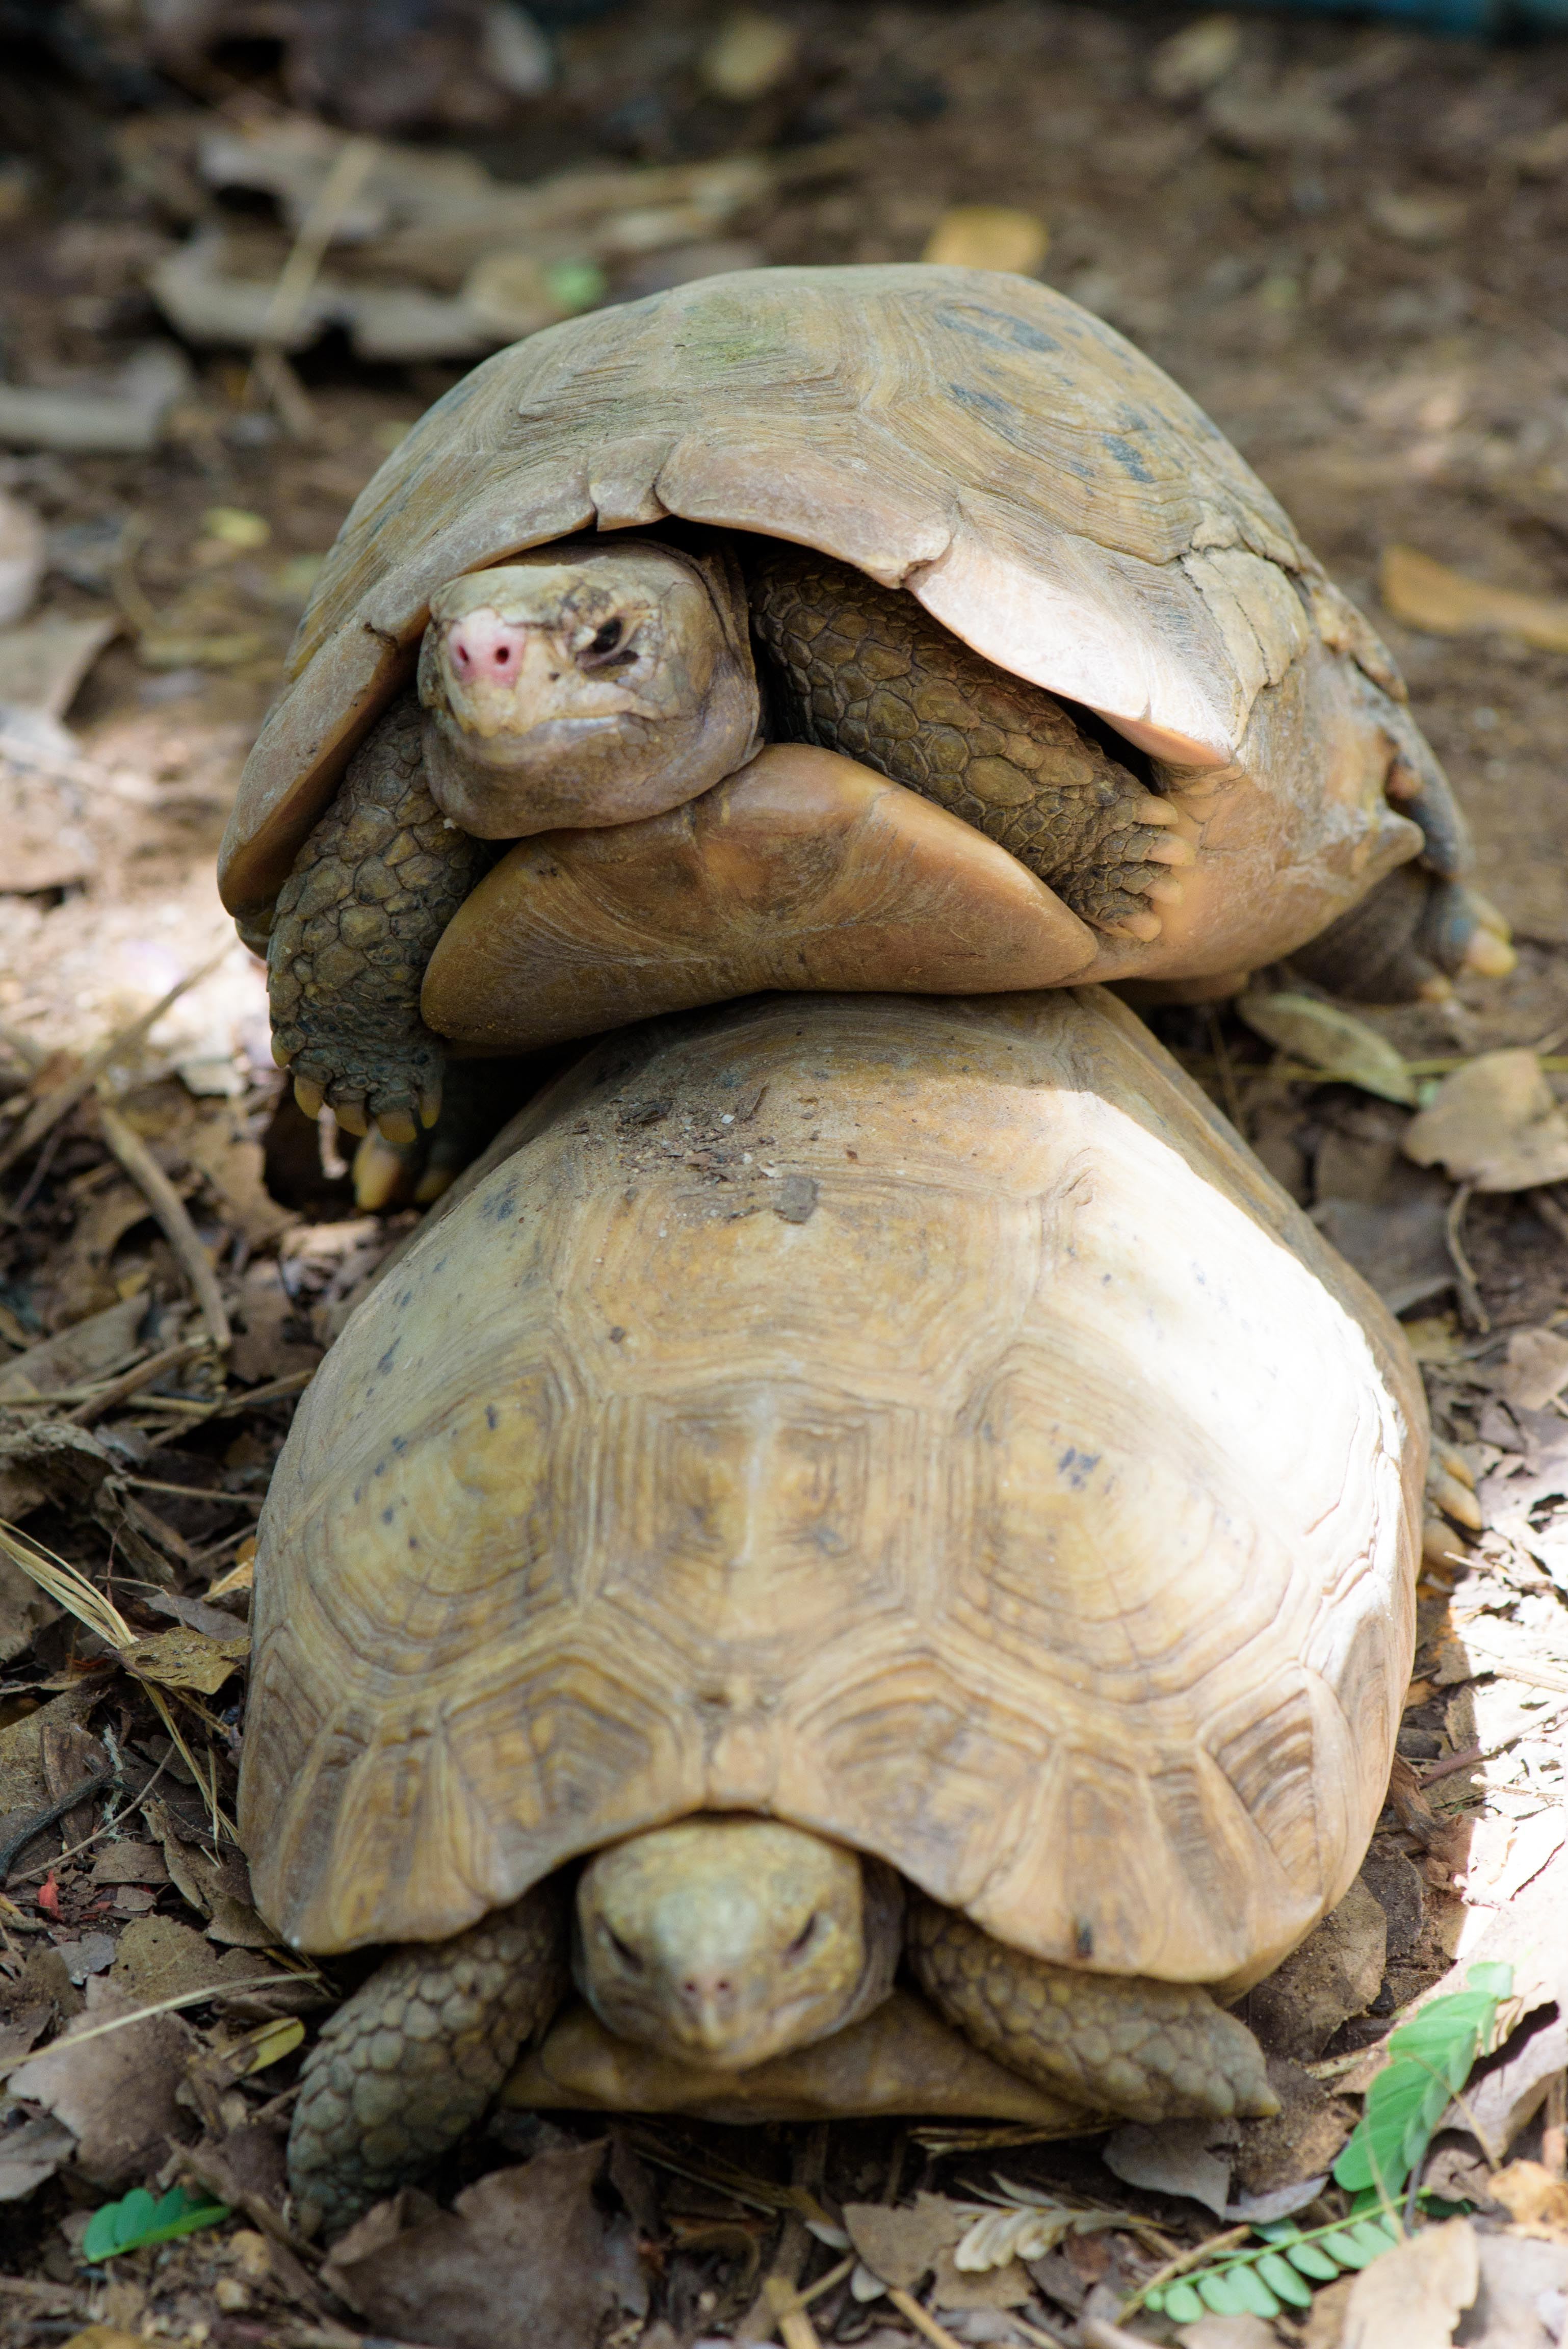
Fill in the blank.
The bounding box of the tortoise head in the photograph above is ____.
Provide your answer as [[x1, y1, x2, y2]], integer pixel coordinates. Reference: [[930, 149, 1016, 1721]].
[[415, 538, 761, 840], [574, 1815, 897, 2071]]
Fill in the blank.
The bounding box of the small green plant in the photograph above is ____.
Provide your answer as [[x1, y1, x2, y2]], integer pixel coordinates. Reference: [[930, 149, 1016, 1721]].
[[1142, 2212, 1401, 2322], [82, 2185, 230, 2263], [1136, 1960, 1514, 2325], [1333, 1961, 1512, 2200]]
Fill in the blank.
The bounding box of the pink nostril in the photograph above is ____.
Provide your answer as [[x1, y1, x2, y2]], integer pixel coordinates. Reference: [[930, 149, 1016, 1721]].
[[448, 619, 526, 685]]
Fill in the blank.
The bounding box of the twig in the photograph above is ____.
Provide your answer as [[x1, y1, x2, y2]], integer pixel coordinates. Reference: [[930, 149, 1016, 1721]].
[[0, 1767, 113, 1880], [7, 1748, 176, 1888], [884, 2287, 969, 2349], [1531, 1187, 1568, 1252], [96, 1100, 231, 1351], [763, 2273, 822, 2349], [145, 1364, 316, 1443], [1117, 2223, 1252, 2318], [1420, 1743, 1484, 1787], [1, 1974, 292, 2075], [65, 1338, 211, 1425], [246, 134, 379, 436], [1445, 1182, 1489, 1334], [0, 950, 230, 1181]]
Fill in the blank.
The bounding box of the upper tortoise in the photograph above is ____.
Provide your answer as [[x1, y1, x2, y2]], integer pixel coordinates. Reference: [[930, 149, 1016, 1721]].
[[219, 265, 1510, 1146], [241, 985, 1425, 2237]]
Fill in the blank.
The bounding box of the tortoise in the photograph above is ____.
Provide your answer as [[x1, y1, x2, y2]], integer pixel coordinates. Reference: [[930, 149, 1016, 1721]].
[[218, 264, 1509, 1152], [240, 983, 1426, 2237]]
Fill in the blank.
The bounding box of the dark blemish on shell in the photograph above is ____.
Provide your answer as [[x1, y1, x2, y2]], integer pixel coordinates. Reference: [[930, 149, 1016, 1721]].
[[609, 1326, 626, 1343], [486, 1403, 499, 1430], [1101, 433, 1155, 484], [1074, 1919, 1094, 1960], [381, 1506, 395, 1525], [937, 302, 1058, 355], [377, 1343, 399, 1375], [1057, 1446, 1100, 1488], [391, 1434, 408, 1454]]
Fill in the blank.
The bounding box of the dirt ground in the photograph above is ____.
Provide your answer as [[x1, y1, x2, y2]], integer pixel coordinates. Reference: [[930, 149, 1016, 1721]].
[[1, 4, 1567, 2346]]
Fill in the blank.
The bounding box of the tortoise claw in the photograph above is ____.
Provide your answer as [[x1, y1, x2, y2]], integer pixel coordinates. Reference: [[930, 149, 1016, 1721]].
[[294, 1076, 325, 1120], [335, 1099, 369, 1139], [375, 1109, 419, 1149]]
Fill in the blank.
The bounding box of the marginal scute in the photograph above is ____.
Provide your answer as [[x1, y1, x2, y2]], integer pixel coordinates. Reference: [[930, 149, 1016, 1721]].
[[241, 988, 1422, 1988]]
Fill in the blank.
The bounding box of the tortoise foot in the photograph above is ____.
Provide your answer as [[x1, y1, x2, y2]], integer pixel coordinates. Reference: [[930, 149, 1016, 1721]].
[[288, 1884, 566, 2240], [266, 690, 493, 1144], [1287, 867, 1514, 1004], [907, 1893, 1276, 2125]]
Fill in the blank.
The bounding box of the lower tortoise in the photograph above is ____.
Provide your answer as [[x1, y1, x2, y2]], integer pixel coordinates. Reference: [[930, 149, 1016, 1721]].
[[241, 985, 1426, 2236], [221, 265, 1511, 1159]]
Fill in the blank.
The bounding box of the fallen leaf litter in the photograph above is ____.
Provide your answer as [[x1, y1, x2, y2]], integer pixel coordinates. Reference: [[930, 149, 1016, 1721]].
[[2, 3, 1568, 2345]]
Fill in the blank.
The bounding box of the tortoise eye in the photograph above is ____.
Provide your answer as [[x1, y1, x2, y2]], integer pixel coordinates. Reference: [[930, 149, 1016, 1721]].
[[580, 617, 632, 668], [785, 1914, 819, 1960], [607, 1926, 643, 1971]]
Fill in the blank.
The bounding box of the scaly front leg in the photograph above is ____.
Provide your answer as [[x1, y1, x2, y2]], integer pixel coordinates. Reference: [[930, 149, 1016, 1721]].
[[268, 693, 494, 1143]]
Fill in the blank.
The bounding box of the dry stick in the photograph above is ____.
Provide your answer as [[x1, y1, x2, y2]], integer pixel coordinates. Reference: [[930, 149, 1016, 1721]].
[[247, 134, 379, 436], [96, 1100, 231, 1352], [0, 1975, 293, 2076], [6, 1747, 177, 1889], [65, 1337, 211, 1426], [0, 949, 230, 1181], [1118, 2223, 1252, 2319], [884, 2287, 970, 2349], [1445, 1182, 1489, 1335]]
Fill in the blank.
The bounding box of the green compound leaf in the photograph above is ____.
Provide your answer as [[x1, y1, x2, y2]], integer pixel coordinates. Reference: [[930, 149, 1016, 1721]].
[[1161, 2281, 1205, 2324], [1257, 2252, 1314, 2308], [1333, 1966, 1512, 2199], [82, 2184, 229, 2263], [1143, 2210, 1402, 2321]]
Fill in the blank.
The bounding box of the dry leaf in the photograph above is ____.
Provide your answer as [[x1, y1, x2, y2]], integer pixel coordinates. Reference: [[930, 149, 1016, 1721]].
[[1103, 2118, 1235, 2217], [123, 1623, 249, 1694], [1381, 544, 1568, 655], [1341, 2216, 1478, 2349], [1237, 993, 1416, 1104], [1312, 1192, 1453, 1315], [1497, 1327, 1568, 1411], [22, 1977, 191, 2190], [322, 2143, 648, 2347], [0, 2110, 75, 2201], [1442, 2006, 1567, 2165], [1486, 2159, 1568, 2236], [1463, 2230, 1568, 2346], [1403, 1052, 1568, 1191], [1174, 2317, 1278, 2349], [843, 2195, 973, 2289]]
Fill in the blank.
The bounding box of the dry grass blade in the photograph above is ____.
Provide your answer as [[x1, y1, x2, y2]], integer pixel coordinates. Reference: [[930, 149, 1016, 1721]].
[[97, 1098, 232, 1350], [0, 1518, 231, 1835], [885, 2285, 968, 2349], [0, 948, 230, 1180], [248, 134, 379, 435], [0, 1975, 292, 2077], [65, 1337, 212, 1425], [0, 1516, 136, 1647]]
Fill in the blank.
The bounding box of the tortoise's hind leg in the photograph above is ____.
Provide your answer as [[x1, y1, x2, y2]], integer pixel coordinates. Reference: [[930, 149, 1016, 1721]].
[[907, 1893, 1276, 2125], [1286, 866, 1513, 1004], [289, 1882, 567, 2239]]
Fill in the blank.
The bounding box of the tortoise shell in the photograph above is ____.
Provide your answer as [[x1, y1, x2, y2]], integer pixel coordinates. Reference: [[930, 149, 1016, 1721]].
[[218, 266, 1436, 986], [240, 985, 1423, 1993]]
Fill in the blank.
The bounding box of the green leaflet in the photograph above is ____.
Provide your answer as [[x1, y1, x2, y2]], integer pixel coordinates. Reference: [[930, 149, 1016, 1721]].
[[82, 2184, 229, 2263], [1144, 2214, 1400, 2321], [1139, 1964, 1513, 2327], [1332, 1964, 1512, 2198]]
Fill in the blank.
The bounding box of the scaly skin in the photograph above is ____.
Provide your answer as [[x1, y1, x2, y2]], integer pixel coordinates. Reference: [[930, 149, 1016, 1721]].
[[747, 545, 1189, 938], [267, 694, 493, 1139], [288, 1881, 567, 2239], [907, 1892, 1276, 2124]]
